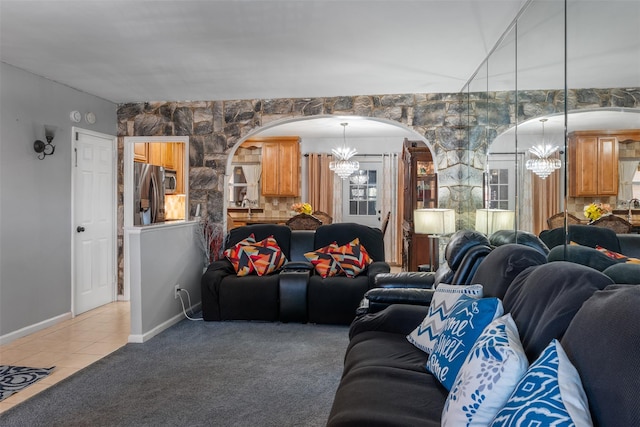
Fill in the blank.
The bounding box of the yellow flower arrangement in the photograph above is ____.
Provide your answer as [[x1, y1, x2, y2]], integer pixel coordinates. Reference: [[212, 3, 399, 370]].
[[291, 202, 312, 215], [584, 202, 611, 222]]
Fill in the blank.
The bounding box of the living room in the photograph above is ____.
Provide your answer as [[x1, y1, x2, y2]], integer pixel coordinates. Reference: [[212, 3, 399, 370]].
[[1, 0, 639, 424]]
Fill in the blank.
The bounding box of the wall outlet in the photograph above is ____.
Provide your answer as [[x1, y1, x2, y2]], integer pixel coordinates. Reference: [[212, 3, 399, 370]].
[[174, 284, 180, 299]]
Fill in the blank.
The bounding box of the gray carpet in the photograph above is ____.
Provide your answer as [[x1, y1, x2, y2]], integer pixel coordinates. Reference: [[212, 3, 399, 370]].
[[0, 319, 350, 427]]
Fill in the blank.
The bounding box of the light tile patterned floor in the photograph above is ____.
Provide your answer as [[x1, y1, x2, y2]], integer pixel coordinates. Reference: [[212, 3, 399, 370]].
[[0, 302, 130, 414]]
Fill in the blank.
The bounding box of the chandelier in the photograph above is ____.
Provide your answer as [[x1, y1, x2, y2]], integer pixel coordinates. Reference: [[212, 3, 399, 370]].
[[350, 170, 368, 185], [330, 122, 359, 179], [525, 118, 561, 179]]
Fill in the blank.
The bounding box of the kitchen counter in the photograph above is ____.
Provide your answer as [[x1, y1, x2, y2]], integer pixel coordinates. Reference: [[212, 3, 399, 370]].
[[229, 215, 292, 225]]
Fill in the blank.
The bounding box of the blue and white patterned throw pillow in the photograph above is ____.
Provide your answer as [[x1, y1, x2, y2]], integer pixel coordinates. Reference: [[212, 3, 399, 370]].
[[426, 296, 503, 390], [491, 339, 593, 427], [407, 284, 483, 354], [442, 314, 528, 427]]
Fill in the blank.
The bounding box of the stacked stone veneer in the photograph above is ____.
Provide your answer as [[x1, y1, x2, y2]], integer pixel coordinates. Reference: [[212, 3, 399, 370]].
[[115, 87, 638, 293]]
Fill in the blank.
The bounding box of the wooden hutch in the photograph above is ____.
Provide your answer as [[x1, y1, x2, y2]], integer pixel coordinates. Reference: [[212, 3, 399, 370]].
[[400, 139, 438, 271]]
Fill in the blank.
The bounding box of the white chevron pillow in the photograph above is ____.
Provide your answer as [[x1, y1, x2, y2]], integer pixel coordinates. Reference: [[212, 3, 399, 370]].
[[407, 283, 483, 354]]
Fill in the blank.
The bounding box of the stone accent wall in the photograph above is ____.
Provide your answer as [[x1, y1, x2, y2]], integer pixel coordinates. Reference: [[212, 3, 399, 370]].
[[115, 88, 638, 293]]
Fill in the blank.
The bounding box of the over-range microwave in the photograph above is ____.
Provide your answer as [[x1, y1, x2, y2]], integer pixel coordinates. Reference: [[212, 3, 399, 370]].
[[164, 169, 177, 194]]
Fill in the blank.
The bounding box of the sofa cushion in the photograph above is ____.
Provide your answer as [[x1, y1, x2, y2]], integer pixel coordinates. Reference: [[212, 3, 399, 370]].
[[539, 225, 621, 252], [443, 314, 528, 426], [470, 244, 547, 299], [444, 230, 490, 270], [492, 339, 592, 427], [426, 296, 504, 390], [489, 229, 550, 255], [330, 238, 372, 278], [407, 284, 483, 354], [503, 261, 614, 362], [547, 244, 620, 272], [561, 285, 640, 427], [602, 262, 640, 284], [327, 364, 445, 427], [226, 224, 292, 259], [304, 242, 341, 278]]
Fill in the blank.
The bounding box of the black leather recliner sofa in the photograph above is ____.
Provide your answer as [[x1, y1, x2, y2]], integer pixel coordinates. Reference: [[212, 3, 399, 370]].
[[200, 222, 390, 324]]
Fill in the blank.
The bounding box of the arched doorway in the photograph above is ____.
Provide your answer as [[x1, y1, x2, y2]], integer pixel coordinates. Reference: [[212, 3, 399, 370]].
[[224, 115, 433, 264]]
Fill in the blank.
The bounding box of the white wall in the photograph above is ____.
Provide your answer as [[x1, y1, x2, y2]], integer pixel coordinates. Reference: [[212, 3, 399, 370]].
[[0, 63, 117, 339], [126, 222, 203, 342]]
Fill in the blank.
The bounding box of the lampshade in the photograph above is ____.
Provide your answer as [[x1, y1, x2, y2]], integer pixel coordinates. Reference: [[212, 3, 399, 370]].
[[414, 208, 456, 235], [475, 209, 515, 235]]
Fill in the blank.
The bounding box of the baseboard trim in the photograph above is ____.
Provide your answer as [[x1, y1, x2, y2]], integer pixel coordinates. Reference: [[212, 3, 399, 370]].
[[127, 302, 202, 344], [0, 312, 73, 345]]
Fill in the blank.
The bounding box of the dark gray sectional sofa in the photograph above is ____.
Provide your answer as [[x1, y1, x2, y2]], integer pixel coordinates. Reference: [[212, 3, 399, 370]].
[[327, 256, 640, 426]]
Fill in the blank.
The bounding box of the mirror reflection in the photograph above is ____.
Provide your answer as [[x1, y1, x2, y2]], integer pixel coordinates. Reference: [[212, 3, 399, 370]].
[[464, 0, 639, 241]]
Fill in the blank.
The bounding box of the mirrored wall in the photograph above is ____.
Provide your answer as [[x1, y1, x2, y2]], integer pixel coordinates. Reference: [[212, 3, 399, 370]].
[[463, 0, 640, 240]]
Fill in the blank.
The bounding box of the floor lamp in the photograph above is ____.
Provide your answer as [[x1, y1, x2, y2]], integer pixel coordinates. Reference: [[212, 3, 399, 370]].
[[414, 208, 456, 272], [475, 209, 515, 235]]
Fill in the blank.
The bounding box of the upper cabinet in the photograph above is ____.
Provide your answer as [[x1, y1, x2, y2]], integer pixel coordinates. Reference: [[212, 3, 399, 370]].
[[133, 143, 148, 163], [569, 130, 619, 197], [254, 137, 301, 197]]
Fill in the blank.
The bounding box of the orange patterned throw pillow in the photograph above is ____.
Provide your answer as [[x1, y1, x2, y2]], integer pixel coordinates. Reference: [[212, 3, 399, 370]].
[[248, 236, 287, 276], [223, 234, 257, 275], [304, 242, 342, 278], [224, 234, 287, 276], [330, 238, 373, 278], [596, 245, 640, 264]]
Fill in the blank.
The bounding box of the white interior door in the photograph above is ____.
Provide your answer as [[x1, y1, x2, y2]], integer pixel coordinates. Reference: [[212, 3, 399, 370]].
[[73, 128, 116, 315], [342, 161, 382, 227]]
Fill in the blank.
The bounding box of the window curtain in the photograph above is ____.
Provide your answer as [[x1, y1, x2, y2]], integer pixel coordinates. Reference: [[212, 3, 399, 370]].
[[381, 153, 400, 264], [530, 153, 560, 235], [307, 153, 334, 216], [619, 159, 640, 202], [241, 165, 261, 203]]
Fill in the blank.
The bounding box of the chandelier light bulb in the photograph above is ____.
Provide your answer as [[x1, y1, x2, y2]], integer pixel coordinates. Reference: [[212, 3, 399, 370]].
[[329, 122, 359, 179], [526, 118, 561, 179]]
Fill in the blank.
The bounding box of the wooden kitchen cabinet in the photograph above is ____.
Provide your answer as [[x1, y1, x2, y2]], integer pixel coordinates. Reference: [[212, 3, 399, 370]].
[[260, 137, 300, 197], [400, 138, 438, 271], [569, 130, 618, 197], [148, 143, 177, 170], [133, 143, 148, 163]]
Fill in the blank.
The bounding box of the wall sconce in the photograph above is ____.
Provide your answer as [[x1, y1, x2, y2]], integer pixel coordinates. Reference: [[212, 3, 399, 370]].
[[34, 125, 56, 160]]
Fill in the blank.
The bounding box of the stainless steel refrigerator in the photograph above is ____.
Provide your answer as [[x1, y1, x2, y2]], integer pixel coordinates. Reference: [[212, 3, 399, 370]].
[[133, 163, 165, 225]]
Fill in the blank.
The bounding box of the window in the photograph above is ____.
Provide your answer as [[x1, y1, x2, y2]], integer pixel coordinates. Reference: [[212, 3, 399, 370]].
[[348, 170, 378, 216], [488, 168, 509, 210], [228, 166, 248, 207]]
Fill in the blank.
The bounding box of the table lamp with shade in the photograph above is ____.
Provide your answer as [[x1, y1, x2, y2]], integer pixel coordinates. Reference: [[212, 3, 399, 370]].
[[475, 208, 515, 235], [413, 208, 456, 271]]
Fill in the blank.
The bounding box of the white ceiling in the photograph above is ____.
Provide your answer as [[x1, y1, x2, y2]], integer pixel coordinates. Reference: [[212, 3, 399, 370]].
[[1, 0, 638, 140], [0, 0, 529, 103]]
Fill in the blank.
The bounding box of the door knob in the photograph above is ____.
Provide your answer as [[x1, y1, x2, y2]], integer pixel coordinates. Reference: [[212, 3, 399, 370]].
[[77, 226, 85, 232]]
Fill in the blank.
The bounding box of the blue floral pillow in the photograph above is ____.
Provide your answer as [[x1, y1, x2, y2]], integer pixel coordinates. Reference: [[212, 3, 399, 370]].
[[491, 339, 593, 427], [442, 314, 528, 426], [426, 296, 503, 390]]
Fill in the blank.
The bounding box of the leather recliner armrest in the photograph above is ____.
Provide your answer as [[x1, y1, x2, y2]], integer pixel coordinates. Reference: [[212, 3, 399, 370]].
[[282, 261, 314, 271], [365, 287, 435, 305], [362, 287, 435, 314], [374, 271, 435, 289]]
